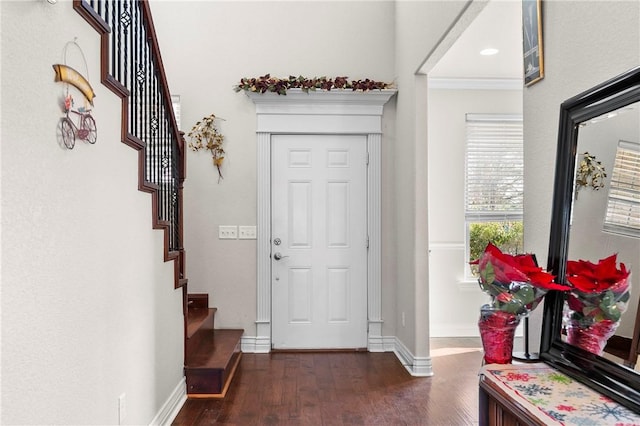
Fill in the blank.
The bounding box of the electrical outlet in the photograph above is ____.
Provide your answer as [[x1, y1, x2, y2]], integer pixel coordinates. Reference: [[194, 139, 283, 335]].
[[239, 225, 257, 240], [118, 393, 126, 424], [219, 225, 238, 239]]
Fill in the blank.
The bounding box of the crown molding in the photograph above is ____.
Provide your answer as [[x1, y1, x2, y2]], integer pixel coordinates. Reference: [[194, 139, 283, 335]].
[[246, 89, 397, 134]]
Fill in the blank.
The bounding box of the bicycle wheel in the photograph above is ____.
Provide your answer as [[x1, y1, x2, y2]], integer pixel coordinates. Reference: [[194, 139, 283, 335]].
[[61, 118, 75, 149], [84, 115, 97, 144]]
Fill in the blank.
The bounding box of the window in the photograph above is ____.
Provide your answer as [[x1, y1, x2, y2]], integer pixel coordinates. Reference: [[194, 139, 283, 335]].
[[465, 114, 524, 269], [171, 95, 181, 129], [603, 140, 640, 238]]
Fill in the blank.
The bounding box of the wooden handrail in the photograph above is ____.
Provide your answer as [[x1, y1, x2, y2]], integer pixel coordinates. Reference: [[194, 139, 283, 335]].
[[73, 0, 187, 289]]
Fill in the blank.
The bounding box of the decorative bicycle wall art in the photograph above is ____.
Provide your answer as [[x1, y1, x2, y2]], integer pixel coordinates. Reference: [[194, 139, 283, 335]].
[[53, 38, 97, 149]]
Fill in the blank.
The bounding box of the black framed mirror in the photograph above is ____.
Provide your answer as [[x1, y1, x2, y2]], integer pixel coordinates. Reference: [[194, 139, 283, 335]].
[[541, 66, 640, 412]]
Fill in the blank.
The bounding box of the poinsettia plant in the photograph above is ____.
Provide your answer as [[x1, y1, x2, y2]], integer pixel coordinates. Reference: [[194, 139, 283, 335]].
[[565, 254, 631, 327], [471, 243, 571, 318]]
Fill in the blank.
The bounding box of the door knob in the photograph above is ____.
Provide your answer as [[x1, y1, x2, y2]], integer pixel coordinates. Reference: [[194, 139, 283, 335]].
[[273, 252, 289, 261]]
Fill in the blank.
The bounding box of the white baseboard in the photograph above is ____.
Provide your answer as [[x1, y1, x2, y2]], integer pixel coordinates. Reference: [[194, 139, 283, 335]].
[[368, 335, 397, 352], [241, 335, 271, 353], [241, 335, 432, 377], [393, 337, 434, 377], [149, 377, 187, 426]]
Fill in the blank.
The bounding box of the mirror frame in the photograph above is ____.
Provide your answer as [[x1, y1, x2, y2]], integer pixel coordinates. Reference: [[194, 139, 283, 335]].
[[541, 65, 640, 412]]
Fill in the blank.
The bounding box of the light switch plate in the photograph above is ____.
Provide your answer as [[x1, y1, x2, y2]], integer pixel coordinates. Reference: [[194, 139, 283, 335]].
[[219, 225, 238, 239], [239, 226, 257, 240]]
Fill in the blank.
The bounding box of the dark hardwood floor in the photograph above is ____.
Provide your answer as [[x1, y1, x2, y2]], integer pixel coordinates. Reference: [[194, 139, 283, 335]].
[[172, 340, 483, 425]]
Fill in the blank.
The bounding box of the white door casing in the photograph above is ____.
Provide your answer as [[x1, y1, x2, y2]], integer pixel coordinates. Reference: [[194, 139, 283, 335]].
[[271, 134, 368, 349], [247, 89, 396, 353]]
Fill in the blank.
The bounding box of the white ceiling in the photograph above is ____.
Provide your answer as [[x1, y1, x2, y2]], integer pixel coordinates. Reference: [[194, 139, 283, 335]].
[[428, 0, 523, 81]]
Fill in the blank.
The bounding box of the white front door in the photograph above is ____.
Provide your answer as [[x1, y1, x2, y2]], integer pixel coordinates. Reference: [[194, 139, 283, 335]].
[[271, 134, 368, 349]]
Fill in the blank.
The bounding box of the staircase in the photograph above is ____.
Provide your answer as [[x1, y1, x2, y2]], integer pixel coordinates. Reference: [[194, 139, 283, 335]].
[[184, 294, 243, 397], [72, 0, 244, 400]]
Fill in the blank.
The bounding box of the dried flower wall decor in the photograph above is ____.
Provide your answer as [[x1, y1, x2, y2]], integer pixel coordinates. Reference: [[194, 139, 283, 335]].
[[233, 74, 394, 95], [575, 152, 607, 196], [188, 113, 226, 182]]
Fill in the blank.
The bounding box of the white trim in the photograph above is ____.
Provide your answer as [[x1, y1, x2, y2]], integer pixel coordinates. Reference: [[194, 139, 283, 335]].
[[240, 335, 271, 354], [466, 113, 523, 122], [367, 133, 384, 347], [148, 377, 187, 426], [248, 89, 396, 351], [393, 337, 434, 377], [241, 333, 434, 378], [367, 320, 387, 352], [428, 242, 465, 251], [428, 77, 522, 91]]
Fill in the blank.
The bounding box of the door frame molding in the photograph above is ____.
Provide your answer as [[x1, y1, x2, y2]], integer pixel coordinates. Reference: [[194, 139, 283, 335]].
[[247, 89, 396, 352]]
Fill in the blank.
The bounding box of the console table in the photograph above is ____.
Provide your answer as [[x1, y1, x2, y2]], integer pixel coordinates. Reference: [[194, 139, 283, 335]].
[[479, 363, 640, 426]]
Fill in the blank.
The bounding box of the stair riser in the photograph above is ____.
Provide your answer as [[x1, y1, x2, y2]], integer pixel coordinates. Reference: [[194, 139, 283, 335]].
[[187, 293, 209, 309], [186, 327, 214, 360], [185, 351, 241, 396], [186, 310, 215, 358]]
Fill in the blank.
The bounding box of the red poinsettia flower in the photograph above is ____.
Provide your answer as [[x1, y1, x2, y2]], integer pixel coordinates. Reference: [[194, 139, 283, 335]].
[[566, 294, 584, 312], [566, 254, 630, 294], [471, 243, 571, 318], [474, 243, 569, 290]]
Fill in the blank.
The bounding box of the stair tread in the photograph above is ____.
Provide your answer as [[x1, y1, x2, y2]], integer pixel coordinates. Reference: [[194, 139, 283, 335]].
[[186, 307, 216, 339], [186, 329, 243, 369]]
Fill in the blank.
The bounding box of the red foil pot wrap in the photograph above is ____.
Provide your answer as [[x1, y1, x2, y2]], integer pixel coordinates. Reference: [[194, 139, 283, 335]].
[[478, 310, 520, 364], [566, 319, 619, 356]]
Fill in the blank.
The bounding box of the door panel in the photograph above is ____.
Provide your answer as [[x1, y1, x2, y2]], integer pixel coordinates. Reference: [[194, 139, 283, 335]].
[[271, 134, 367, 349]]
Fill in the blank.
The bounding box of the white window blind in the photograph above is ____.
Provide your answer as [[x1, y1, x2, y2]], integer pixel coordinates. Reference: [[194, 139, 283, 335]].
[[465, 114, 524, 221], [171, 95, 181, 129], [603, 140, 640, 238]]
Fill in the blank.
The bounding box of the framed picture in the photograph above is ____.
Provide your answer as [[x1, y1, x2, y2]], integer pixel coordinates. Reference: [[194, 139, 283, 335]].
[[523, 0, 544, 86]]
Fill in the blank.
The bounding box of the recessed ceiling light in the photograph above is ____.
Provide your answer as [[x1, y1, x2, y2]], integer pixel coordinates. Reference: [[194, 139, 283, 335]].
[[480, 48, 499, 56]]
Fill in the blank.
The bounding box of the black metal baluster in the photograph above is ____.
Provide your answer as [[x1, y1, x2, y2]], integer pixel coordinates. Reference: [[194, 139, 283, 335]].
[[117, 1, 121, 86], [161, 99, 168, 227], [110, 1, 117, 78], [122, 0, 132, 133], [131, 1, 138, 138], [171, 122, 179, 249], [166, 107, 173, 241], [162, 95, 169, 241], [160, 96, 166, 223], [163, 99, 169, 235], [138, 2, 144, 141], [144, 37, 151, 183], [154, 73, 160, 194], [149, 67, 154, 185], [151, 63, 157, 187]]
